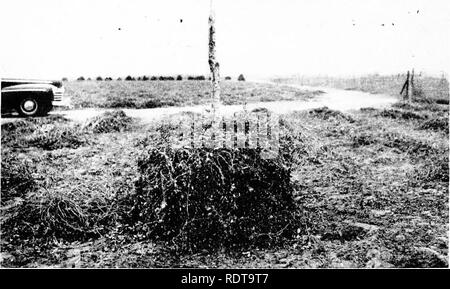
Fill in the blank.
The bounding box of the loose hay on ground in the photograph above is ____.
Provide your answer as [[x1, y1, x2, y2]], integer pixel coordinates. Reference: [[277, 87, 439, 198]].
[[84, 110, 134, 133], [419, 117, 449, 134], [2, 188, 119, 243], [378, 109, 427, 121], [309, 107, 355, 123]]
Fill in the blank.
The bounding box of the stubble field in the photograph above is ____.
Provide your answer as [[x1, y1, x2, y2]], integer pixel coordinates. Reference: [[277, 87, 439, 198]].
[[64, 80, 322, 109], [0, 78, 448, 268]]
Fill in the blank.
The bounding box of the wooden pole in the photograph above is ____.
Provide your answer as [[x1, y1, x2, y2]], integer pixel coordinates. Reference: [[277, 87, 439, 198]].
[[208, 0, 221, 114], [410, 68, 415, 102]]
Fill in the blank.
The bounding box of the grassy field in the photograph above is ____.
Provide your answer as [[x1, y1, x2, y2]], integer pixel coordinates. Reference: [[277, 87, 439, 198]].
[[64, 80, 322, 109], [273, 74, 449, 103], [1, 78, 448, 268]]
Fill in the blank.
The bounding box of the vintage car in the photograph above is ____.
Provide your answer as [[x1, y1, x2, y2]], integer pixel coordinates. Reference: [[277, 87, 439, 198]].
[[1, 78, 66, 117]]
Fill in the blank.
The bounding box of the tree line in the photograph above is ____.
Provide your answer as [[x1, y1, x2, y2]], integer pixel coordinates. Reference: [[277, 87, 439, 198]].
[[65, 74, 245, 82]]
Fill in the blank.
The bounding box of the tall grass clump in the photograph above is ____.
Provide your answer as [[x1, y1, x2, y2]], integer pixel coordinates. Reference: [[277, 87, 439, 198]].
[[2, 116, 86, 150], [1, 120, 36, 144], [381, 132, 437, 157], [24, 124, 87, 150], [1, 155, 36, 205], [121, 145, 298, 252], [409, 150, 449, 185]]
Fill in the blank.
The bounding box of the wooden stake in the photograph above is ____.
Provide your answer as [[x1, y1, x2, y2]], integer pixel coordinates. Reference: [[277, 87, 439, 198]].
[[208, 0, 221, 114], [410, 68, 415, 102]]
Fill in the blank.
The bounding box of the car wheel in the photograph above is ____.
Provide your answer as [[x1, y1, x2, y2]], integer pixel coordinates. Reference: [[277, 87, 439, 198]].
[[17, 98, 40, 117]]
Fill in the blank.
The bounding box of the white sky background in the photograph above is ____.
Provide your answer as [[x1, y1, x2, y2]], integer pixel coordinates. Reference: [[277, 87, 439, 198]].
[[0, 0, 449, 80]]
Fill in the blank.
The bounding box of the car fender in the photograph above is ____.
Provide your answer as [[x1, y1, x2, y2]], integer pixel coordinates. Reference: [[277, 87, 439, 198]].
[[2, 83, 55, 103], [1, 83, 55, 94]]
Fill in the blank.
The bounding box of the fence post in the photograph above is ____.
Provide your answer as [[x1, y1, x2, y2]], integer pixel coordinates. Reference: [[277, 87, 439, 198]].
[[400, 70, 410, 102], [406, 70, 410, 102]]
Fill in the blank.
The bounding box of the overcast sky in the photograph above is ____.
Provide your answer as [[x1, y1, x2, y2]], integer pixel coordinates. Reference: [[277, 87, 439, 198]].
[[0, 0, 449, 79]]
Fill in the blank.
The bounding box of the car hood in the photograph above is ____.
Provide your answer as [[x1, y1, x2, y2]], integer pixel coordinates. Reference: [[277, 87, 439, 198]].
[[2, 83, 56, 92], [1, 79, 63, 89]]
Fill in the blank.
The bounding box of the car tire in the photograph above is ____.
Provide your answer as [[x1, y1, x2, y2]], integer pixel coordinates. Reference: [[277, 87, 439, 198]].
[[17, 97, 40, 117]]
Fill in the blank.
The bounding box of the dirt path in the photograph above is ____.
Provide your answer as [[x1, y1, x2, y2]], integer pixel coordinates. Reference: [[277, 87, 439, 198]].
[[1, 82, 398, 124]]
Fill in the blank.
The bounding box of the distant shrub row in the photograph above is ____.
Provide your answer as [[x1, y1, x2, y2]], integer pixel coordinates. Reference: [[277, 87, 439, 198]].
[[71, 75, 244, 81]]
